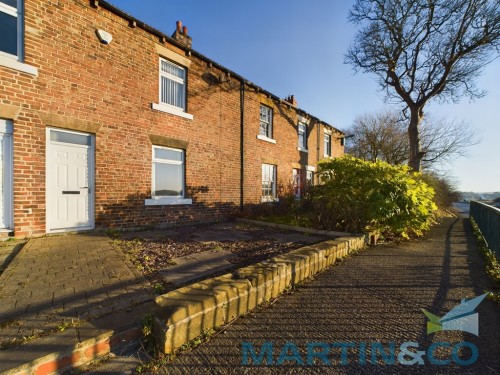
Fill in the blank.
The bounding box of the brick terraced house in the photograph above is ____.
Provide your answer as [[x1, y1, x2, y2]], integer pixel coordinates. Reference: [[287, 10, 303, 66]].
[[0, 0, 345, 237]]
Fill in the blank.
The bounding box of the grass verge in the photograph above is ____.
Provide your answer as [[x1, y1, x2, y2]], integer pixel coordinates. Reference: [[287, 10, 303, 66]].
[[470, 218, 500, 303]]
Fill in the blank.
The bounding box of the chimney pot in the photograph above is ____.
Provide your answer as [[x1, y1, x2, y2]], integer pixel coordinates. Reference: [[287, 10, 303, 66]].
[[171, 21, 192, 49], [284, 94, 298, 107]]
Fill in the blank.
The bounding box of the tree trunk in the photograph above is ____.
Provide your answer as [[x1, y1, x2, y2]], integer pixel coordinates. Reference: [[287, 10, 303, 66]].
[[408, 106, 424, 172]]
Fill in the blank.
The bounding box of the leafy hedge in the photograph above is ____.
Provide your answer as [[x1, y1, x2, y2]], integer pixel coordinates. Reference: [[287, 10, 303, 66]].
[[313, 156, 437, 238]]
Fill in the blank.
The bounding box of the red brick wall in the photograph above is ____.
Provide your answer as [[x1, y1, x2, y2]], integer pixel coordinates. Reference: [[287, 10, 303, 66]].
[[0, 0, 343, 236], [242, 89, 344, 204]]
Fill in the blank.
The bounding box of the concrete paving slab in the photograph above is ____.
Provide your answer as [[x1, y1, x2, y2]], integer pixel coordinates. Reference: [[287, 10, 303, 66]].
[[160, 249, 237, 287], [192, 230, 253, 243], [84, 353, 143, 375], [265, 232, 325, 244], [120, 230, 179, 242]]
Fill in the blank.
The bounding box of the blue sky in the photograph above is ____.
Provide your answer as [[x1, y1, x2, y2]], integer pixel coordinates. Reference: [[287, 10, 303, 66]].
[[108, 0, 499, 192]]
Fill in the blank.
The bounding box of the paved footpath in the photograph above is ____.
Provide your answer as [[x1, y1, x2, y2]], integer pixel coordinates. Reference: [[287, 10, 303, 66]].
[[0, 233, 151, 348], [160, 218, 500, 374]]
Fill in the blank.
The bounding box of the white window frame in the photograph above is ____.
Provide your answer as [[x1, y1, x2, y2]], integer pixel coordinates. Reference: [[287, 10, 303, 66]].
[[259, 105, 273, 139], [298, 122, 307, 151], [261, 163, 278, 202], [152, 57, 193, 120], [324, 133, 332, 157], [0, 0, 37, 75], [306, 170, 314, 187], [0, 0, 21, 60], [293, 168, 301, 199], [145, 145, 192, 206], [0, 119, 14, 230]]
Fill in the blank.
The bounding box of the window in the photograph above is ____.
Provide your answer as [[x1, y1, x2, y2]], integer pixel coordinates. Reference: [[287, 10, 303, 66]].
[[306, 170, 314, 187], [324, 133, 331, 157], [0, 119, 13, 230], [152, 146, 185, 198], [298, 122, 307, 150], [0, 0, 36, 75], [50, 130, 91, 146], [259, 105, 273, 139], [145, 146, 192, 206], [262, 164, 277, 201], [159, 58, 186, 111], [293, 169, 301, 198], [152, 54, 192, 119], [0, 0, 21, 59]]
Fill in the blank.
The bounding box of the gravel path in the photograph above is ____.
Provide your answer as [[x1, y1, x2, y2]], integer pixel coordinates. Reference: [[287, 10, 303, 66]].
[[158, 218, 500, 374]]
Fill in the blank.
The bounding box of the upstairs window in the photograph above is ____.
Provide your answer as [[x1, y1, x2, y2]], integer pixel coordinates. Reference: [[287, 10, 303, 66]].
[[259, 105, 273, 139], [324, 133, 332, 157], [298, 122, 307, 150], [0, 0, 22, 59], [159, 58, 186, 111]]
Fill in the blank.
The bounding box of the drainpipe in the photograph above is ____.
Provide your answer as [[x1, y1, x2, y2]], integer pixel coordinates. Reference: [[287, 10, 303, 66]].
[[240, 80, 245, 211], [316, 120, 320, 184]]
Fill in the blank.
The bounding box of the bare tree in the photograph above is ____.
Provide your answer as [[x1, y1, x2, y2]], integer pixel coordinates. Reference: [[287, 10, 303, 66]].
[[345, 0, 500, 171], [346, 111, 409, 164], [346, 110, 480, 168], [420, 116, 480, 167]]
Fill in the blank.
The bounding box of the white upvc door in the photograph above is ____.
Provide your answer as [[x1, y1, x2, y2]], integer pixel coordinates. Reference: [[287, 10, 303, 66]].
[[0, 119, 13, 230], [46, 128, 94, 232]]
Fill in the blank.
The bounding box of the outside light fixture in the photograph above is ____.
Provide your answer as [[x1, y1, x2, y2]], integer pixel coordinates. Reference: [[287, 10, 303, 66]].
[[96, 29, 113, 45]]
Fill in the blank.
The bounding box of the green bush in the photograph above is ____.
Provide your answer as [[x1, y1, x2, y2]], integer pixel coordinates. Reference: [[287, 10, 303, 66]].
[[420, 171, 460, 208], [313, 156, 437, 238]]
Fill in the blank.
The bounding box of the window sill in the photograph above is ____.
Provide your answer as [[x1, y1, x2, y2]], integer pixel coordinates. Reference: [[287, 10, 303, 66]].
[[298, 147, 309, 153], [145, 197, 193, 206], [261, 197, 279, 203], [0, 56, 38, 76], [257, 135, 276, 144], [323, 154, 332, 158], [152, 103, 194, 120]]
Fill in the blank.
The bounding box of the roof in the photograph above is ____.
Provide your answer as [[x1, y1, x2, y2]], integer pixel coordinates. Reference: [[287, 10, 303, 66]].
[[95, 0, 343, 134]]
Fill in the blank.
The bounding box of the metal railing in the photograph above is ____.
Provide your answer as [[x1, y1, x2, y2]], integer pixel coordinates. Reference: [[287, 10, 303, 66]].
[[470, 201, 500, 256]]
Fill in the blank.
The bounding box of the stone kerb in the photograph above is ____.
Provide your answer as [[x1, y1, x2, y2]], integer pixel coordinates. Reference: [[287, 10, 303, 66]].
[[153, 235, 368, 354]]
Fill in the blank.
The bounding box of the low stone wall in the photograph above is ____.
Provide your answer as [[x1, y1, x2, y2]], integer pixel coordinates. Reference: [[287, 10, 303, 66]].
[[153, 235, 368, 354]]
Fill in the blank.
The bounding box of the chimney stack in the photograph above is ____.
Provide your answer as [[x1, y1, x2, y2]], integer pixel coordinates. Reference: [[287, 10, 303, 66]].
[[171, 20, 192, 49], [284, 95, 298, 107]]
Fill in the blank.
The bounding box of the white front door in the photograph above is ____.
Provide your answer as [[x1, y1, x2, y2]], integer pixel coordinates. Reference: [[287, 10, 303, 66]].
[[0, 119, 13, 230], [47, 128, 94, 232]]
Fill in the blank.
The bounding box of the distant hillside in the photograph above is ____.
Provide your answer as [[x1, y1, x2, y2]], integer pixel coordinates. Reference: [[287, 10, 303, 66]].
[[460, 192, 500, 201]]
